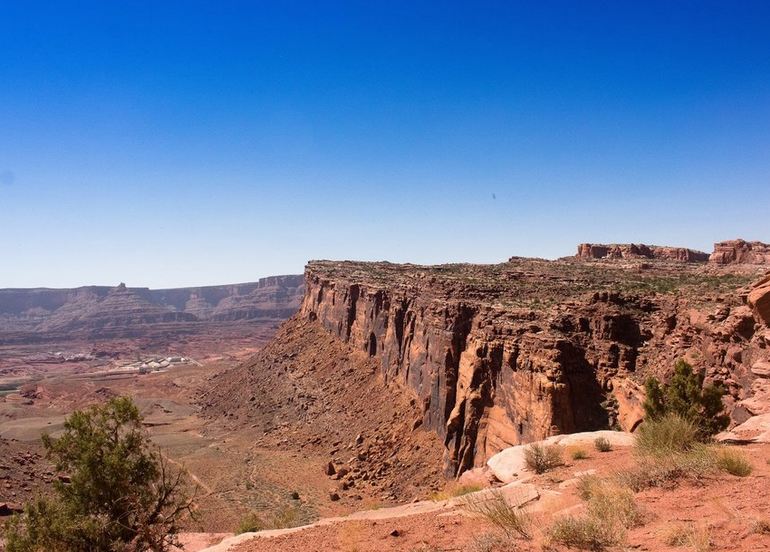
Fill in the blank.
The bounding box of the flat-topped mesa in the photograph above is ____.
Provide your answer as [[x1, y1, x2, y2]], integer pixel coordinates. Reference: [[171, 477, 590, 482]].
[[709, 239, 770, 265], [577, 243, 709, 262], [299, 258, 768, 477]]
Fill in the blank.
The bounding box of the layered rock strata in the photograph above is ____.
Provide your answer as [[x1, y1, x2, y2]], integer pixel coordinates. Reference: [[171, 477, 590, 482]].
[[0, 275, 304, 339], [710, 239, 770, 265], [576, 243, 709, 262], [299, 257, 770, 476]]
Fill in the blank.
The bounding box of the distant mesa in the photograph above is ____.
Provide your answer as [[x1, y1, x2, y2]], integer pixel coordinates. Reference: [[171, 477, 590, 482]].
[[577, 239, 770, 265], [576, 243, 709, 262], [0, 275, 305, 340], [709, 239, 770, 265]]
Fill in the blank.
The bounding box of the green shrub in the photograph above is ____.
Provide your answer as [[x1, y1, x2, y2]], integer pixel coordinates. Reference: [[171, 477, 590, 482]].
[[572, 448, 589, 460], [463, 491, 532, 540], [4, 397, 195, 552], [524, 443, 563, 474], [716, 448, 752, 477], [643, 359, 729, 439], [594, 437, 612, 452], [635, 413, 699, 456]]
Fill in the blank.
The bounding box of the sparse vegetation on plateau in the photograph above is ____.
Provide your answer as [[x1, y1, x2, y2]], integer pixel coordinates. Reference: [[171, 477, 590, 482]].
[[593, 437, 612, 452], [524, 443, 563, 474]]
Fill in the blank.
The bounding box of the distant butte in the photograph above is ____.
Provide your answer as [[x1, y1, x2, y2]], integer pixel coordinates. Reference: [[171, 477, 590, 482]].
[[576, 238, 770, 265]]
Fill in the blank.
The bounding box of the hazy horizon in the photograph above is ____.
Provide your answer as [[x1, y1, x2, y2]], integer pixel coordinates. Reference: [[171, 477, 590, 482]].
[[3, 2, 769, 288]]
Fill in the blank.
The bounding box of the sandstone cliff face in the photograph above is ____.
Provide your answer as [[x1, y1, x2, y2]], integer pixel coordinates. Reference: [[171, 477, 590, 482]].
[[710, 240, 770, 265], [299, 258, 770, 476], [577, 243, 709, 262]]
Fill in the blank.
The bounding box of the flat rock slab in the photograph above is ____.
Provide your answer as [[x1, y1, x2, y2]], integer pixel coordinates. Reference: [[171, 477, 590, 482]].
[[199, 481, 542, 552], [486, 430, 635, 484], [717, 413, 770, 444], [752, 360, 770, 378]]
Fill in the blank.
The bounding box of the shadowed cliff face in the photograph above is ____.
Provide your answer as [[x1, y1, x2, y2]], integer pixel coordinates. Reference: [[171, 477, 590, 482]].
[[299, 259, 770, 476]]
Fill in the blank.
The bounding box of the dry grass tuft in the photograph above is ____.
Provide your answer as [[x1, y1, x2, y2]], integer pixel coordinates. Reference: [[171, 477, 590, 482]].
[[616, 444, 717, 491], [524, 443, 564, 474], [663, 523, 711, 551], [548, 475, 644, 550], [635, 414, 699, 456], [715, 448, 752, 477], [463, 490, 533, 540], [572, 448, 589, 460], [751, 518, 770, 535], [594, 437, 612, 452]]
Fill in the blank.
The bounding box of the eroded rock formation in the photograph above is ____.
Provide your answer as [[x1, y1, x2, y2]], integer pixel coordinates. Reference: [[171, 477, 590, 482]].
[[576, 243, 709, 262], [297, 256, 770, 476], [710, 239, 770, 265]]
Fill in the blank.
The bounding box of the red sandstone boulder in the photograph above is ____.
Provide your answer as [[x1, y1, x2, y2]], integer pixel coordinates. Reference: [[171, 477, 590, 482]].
[[748, 276, 770, 326]]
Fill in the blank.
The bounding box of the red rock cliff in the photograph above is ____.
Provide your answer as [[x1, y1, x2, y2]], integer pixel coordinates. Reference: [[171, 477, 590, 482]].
[[577, 243, 709, 262], [300, 259, 770, 476]]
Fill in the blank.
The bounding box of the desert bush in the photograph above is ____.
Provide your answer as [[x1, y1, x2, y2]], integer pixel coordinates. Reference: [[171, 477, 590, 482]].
[[548, 515, 622, 550], [572, 448, 589, 460], [635, 413, 699, 456], [585, 482, 644, 529], [643, 359, 729, 439], [615, 445, 717, 491], [752, 518, 770, 535], [463, 491, 532, 540], [715, 448, 752, 476], [549, 474, 643, 550], [469, 532, 518, 552], [575, 474, 602, 501], [4, 397, 195, 552], [664, 523, 711, 551], [235, 503, 304, 534], [524, 443, 563, 474], [594, 437, 612, 452], [236, 512, 265, 534]]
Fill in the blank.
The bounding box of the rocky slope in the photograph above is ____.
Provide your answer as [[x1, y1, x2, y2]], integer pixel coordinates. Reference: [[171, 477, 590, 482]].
[[202, 240, 770, 480], [0, 276, 304, 341]]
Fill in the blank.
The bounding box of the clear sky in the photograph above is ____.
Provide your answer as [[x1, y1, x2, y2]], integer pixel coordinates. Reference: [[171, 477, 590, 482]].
[[2, 1, 769, 288]]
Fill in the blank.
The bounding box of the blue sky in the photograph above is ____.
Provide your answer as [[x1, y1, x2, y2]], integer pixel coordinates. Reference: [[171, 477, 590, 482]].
[[1, 1, 769, 288]]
